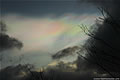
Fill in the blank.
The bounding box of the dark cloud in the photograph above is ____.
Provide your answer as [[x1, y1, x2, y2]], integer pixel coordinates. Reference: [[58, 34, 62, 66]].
[[0, 21, 7, 33], [0, 33, 23, 51], [0, 59, 110, 80], [78, 0, 120, 19], [0, 64, 33, 80], [10, 65, 92, 80], [52, 46, 80, 59], [1, 0, 97, 17], [26, 57, 111, 80], [51, 45, 111, 78], [0, 21, 23, 51]]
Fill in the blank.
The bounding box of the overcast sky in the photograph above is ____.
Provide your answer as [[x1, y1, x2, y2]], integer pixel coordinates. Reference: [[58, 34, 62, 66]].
[[0, 0, 100, 68]]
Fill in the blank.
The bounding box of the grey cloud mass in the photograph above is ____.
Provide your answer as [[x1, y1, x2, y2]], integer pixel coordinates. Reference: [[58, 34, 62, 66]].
[[52, 46, 80, 59], [0, 21, 23, 51]]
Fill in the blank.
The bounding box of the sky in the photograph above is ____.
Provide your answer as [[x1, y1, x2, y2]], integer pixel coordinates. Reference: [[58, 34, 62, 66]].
[[0, 0, 100, 68]]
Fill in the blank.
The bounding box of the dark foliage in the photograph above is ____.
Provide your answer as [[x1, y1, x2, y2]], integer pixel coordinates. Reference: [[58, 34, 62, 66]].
[[79, 7, 120, 77]]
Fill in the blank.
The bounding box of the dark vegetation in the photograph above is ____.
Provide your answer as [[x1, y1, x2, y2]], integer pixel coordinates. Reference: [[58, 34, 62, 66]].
[[78, 7, 120, 77]]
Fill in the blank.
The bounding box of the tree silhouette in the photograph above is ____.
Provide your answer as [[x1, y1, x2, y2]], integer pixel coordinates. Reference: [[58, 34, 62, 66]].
[[78, 7, 120, 77]]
